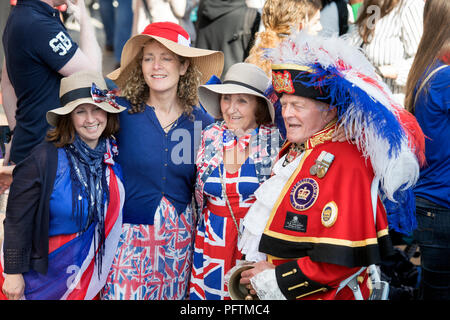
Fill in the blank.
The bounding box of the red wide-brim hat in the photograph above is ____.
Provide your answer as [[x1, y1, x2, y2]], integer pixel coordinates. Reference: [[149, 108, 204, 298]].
[[107, 22, 224, 87]]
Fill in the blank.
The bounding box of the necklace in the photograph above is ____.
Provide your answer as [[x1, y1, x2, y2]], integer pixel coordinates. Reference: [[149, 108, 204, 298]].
[[218, 163, 242, 239], [149, 105, 181, 132], [162, 118, 178, 130]]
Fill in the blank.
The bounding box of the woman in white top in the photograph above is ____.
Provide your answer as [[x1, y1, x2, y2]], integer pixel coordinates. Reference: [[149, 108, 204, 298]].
[[348, 0, 424, 105]]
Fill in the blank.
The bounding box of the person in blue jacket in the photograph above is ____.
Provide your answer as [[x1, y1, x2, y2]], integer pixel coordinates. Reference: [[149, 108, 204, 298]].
[[1, 70, 126, 300]]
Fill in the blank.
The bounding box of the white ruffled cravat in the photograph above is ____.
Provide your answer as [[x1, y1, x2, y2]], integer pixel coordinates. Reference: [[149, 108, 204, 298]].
[[238, 153, 305, 261]]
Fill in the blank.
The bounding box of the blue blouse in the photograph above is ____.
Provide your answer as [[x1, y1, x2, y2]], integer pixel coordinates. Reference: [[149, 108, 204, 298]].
[[116, 98, 214, 225], [413, 61, 450, 208]]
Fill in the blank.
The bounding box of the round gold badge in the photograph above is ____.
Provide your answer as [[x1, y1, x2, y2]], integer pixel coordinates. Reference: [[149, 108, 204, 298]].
[[321, 201, 338, 227]]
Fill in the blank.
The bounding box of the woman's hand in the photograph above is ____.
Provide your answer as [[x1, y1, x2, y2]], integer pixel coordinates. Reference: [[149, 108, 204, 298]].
[[0, 164, 14, 194], [2, 274, 25, 300], [332, 123, 358, 143], [331, 125, 348, 142]]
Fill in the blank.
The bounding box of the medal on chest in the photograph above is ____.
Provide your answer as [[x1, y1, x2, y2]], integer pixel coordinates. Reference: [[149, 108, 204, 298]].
[[309, 151, 335, 179]]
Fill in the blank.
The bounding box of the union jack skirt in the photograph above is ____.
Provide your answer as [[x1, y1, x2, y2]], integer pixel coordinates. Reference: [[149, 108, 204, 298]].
[[101, 197, 194, 300]]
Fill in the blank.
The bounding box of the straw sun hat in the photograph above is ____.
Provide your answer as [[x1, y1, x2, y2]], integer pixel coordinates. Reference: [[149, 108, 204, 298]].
[[46, 70, 126, 127], [198, 62, 275, 122], [107, 22, 224, 88]]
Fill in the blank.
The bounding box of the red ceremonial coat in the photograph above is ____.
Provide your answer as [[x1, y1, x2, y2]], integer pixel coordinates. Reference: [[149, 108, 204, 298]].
[[259, 123, 394, 300]]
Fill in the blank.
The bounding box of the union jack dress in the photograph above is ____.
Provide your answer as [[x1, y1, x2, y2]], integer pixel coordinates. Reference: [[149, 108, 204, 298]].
[[189, 159, 259, 300], [101, 198, 193, 300]]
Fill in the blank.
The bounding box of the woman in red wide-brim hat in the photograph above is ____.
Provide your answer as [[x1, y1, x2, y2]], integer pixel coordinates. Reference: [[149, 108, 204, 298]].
[[100, 22, 224, 300]]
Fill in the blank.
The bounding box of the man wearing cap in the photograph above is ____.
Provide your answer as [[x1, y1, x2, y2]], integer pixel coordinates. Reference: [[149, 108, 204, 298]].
[[1, 0, 102, 169], [238, 32, 423, 300]]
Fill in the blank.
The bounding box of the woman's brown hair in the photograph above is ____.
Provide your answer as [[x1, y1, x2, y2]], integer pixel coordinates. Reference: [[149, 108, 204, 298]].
[[46, 111, 120, 148], [254, 97, 273, 126], [121, 39, 202, 115], [404, 0, 450, 113], [355, 0, 401, 44]]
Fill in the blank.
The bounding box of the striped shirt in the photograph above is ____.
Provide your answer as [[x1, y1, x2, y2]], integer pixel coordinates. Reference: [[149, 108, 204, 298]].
[[348, 0, 424, 104]]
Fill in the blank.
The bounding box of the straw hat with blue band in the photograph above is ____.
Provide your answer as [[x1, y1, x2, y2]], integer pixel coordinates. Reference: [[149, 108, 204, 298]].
[[107, 22, 224, 88], [46, 70, 126, 127]]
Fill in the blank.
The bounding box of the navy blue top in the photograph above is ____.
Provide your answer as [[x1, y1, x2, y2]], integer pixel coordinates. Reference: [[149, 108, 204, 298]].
[[3, 0, 78, 164], [116, 98, 214, 225], [413, 60, 450, 208]]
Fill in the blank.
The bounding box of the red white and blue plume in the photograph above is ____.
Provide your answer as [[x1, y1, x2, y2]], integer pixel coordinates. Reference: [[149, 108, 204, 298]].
[[266, 32, 426, 234]]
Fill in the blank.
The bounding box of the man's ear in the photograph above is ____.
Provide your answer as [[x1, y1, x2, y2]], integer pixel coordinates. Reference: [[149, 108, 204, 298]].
[[322, 105, 338, 124]]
